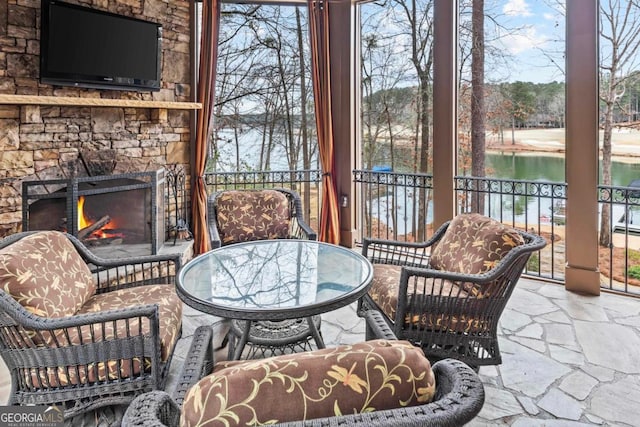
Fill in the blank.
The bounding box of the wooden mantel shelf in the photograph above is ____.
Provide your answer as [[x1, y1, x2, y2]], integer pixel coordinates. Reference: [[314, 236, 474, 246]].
[[0, 94, 202, 110]]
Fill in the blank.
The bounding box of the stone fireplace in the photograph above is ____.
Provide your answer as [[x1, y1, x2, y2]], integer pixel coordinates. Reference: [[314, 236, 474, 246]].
[[22, 169, 165, 254], [0, 1, 194, 243]]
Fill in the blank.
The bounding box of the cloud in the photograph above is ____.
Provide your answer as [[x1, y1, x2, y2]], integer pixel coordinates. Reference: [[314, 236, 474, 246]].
[[503, 0, 533, 17], [499, 27, 549, 54]]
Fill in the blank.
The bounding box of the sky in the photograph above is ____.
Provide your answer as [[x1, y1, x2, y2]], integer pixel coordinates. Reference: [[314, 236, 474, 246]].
[[360, 0, 567, 85], [490, 0, 566, 83]]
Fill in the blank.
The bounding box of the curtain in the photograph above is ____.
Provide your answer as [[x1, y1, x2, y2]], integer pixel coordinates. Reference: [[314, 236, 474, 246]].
[[308, 0, 340, 244], [191, 0, 221, 255]]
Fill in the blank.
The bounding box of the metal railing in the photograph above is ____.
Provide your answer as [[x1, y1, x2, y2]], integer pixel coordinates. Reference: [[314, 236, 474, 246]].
[[201, 169, 640, 296], [598, 184, 640, 295], [455, 176, 566, 282], [353, 169, 434, 241]]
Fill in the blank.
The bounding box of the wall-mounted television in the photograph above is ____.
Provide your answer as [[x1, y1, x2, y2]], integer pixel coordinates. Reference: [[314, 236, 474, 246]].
[[40, 0, 162, 92]]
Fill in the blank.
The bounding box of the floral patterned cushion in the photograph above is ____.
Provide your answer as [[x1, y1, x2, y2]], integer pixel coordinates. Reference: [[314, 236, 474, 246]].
[[429, 213, 524, 296], [28, 284, 182, 388], [0, 231, 96, 318], [215, 190, 291, 245], [181, 340, 436, 426], [76, 284, 182, 362], [367, 264, 490, 333]]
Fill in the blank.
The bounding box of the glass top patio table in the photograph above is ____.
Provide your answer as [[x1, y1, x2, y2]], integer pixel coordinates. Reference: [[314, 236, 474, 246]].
[[177, 240, 373, 358], [177, 239, 373, 319]]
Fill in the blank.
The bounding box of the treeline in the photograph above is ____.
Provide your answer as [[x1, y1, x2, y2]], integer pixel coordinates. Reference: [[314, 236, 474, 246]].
[[363, 81, 565, 133]]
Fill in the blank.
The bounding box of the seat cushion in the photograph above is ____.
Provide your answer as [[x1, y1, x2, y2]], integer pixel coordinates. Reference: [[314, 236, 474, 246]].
[[429, 213, 524, 295], [181, 340, 436, 426], [368, 264, 490, 333], [215, 190, 291, 245], [0, 231, 96, 318], [369, 264, 469, 321], [75, 284, 182, 362], [28, 284, 182, 388]]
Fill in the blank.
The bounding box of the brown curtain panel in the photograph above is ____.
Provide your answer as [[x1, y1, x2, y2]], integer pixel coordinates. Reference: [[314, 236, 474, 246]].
[[191, 0, 221, 255], [308, 0, 340, 244]]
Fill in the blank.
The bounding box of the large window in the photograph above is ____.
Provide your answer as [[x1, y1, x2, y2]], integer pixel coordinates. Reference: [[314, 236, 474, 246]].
[[360, 0, 435, 174], [457, 0, 566, 181], [197, 3, 317, 172]]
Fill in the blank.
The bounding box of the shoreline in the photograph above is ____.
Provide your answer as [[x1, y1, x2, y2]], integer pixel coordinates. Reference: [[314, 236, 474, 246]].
[[485, 128, 640, 162], [486, 138, 640, 164]]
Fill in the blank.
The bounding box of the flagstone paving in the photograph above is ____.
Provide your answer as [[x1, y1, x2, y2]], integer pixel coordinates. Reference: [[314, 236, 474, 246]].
[[1, 278, 639, 426]]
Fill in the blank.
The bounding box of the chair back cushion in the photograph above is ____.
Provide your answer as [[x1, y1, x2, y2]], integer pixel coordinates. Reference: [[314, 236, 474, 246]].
[[430, 213, 524, 276], [181, 339, 436, 426], [215, 190, 291, 245], [0, 231, 96, 318]]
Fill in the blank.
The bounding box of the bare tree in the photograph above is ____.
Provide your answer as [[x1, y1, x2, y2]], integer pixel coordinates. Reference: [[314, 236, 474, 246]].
[[361, 22, 413, 235], [599, 0, 640, 247], [212, 4, 316, 174], [389, 0, 434, 239], [361, 30, 411, 169]]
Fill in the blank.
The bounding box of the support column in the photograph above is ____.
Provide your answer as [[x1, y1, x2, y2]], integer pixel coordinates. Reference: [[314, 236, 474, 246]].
[[565, 0, 600, 295], [432, 0, 458, 229], [330, 1, 357, 247]]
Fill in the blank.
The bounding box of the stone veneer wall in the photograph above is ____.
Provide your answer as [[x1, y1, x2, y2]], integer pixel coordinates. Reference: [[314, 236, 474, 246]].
[[0, 0, 193, 237]]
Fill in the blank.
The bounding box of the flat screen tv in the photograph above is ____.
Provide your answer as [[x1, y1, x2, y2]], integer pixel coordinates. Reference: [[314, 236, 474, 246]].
[[40, 0, 162, 92]]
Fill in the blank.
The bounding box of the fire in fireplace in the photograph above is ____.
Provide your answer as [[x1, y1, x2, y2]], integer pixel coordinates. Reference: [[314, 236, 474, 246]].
[[22, 170, 165, 254], [76, 195, 130, 246]]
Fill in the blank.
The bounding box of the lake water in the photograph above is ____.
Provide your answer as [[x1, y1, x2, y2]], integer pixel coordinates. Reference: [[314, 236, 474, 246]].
[[486, 152, 640, 186], [216, 128, 640, 184], [214, 127, 640, 234], [375, 152, 640, 235], [215, 129, 640, 233]]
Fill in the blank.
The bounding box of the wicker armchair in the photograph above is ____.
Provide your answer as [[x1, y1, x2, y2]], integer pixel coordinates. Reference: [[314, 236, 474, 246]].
[[207, 187, 316, 249], [207, 188, 319, 358], [358, 213, 546, 368], [0, 231, 183, 419], [123, 323, 485, 427]]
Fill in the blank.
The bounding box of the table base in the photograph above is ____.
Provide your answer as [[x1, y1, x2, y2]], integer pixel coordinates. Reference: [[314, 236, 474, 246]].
[[227, 316, 323, 360]]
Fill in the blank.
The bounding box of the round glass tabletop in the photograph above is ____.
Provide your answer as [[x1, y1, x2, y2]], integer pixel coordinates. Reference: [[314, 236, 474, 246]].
[[177, 240, 373, 319]]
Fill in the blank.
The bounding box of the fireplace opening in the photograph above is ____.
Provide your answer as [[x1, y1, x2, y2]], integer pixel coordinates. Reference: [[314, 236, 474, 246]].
[[22, 170, 165, 254]]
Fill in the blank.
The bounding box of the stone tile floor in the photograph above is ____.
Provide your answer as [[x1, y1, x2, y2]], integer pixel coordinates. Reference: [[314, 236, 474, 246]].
[[1, 277, 639, 426]]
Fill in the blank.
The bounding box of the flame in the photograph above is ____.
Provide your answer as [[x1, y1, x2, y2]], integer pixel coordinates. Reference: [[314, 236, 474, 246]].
[[76, 196, 124, 240], [78, 196, 91, 230]]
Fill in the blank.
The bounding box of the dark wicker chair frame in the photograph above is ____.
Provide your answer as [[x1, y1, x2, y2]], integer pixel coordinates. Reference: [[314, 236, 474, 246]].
[[358, 220, 546, 368], [0, 232, 182, 419], [122, 321, 485, 427], [207, 187, 317, 249]]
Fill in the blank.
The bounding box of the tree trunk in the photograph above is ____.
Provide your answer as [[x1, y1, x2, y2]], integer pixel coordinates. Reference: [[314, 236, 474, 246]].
[[417, 75, 431, 240], [471, 0, 486, 214], [384, 104, 398, 234], [233, 110, 241, 170], [599, 100, 614, 247]]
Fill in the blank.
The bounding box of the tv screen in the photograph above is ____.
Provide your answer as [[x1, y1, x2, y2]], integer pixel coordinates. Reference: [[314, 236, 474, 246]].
[[40, 0, 162, 92]]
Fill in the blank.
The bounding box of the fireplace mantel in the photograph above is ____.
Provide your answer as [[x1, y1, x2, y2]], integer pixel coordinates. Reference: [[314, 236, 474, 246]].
[[0, 94, 202, 110]]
